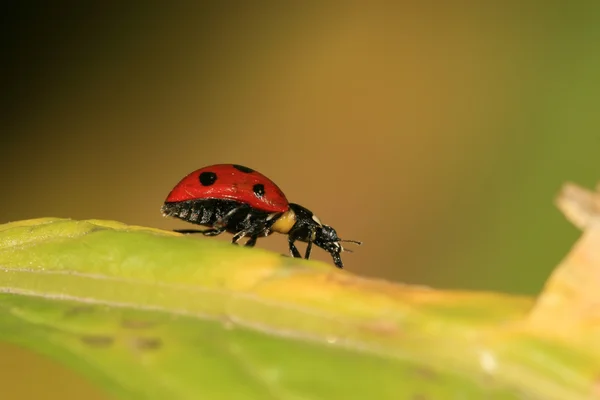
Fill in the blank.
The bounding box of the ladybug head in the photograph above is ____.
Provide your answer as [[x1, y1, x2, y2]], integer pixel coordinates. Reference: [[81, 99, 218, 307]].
[[314, 224, 362, 268], [283, 203, 362, 268]]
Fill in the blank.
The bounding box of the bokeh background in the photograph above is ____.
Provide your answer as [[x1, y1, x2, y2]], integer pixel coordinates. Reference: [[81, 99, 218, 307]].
[[3, 3, 600, 399]]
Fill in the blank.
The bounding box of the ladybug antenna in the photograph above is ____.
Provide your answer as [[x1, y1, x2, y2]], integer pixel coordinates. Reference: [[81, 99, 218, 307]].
[[334, 238, 362, 254], [339, 239, 362, 245]]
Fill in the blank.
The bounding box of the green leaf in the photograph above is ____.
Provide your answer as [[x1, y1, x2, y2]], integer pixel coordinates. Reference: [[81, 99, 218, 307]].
[[0, 211, 598, 399]]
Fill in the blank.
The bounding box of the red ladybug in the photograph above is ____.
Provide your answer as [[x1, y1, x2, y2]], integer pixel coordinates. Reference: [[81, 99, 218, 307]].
[[161, 164, 361, 268]]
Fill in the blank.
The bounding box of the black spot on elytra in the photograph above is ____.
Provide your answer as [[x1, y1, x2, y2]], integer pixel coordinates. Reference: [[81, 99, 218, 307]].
[[199, 171, 217, 186], [132, 337, 163, 350], [232, 164, 254, 173], [80, 335, 115, 347], [121, 319, 157, 330], [253, 183, 265, 198]]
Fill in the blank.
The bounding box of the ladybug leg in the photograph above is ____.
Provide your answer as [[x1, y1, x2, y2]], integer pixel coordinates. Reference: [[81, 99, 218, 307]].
[[202, 228, 225, 236], [288, 237, 302, 258], [216, 205, 249, 229], [174, 228, 225, 236], [233, 228, 265, 247], [230, 212, 261, 245], [304, 237, 313, 260], [231, 229, 249, 244], [304, 226, 317, 260], [288, 228, 316, 260], [244, 235, 258, 247]]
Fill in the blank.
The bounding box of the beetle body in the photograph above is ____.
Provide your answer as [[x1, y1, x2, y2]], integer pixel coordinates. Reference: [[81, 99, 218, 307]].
[[161, 164, 360, 268]]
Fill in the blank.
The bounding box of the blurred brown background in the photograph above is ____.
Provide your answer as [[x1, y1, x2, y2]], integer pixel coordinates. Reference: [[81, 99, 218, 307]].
[[3, 3, 600, 399]]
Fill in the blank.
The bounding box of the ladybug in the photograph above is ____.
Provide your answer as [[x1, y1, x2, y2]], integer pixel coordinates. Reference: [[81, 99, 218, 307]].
[[160, 164, 361, 268]]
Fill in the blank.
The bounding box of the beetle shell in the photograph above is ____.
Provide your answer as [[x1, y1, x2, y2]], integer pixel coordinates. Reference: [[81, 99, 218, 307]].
[[162, 163, 361, 268], [164, 164, 289, 213]]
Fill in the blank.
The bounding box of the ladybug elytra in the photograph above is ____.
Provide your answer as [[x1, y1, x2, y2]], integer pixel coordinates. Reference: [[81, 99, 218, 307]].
[[160, 164, 361, 268]]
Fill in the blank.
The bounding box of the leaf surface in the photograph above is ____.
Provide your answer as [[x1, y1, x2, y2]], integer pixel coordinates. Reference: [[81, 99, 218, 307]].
[[0, 210, 598, 399]]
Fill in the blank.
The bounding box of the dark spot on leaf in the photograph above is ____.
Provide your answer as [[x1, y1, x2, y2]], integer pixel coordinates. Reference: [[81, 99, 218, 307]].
[[83, 226, 105, 236], [362, 320, 399, 335], [121, 319, 157, 330], [232, 164, 254, 173], [324, 273, 364, 287], [64, 305, 96, 318], [80, 335, 115, 347], [219, 315, 235, 330], [132, 337, 163, 351], [413, 367, 437, 380]]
